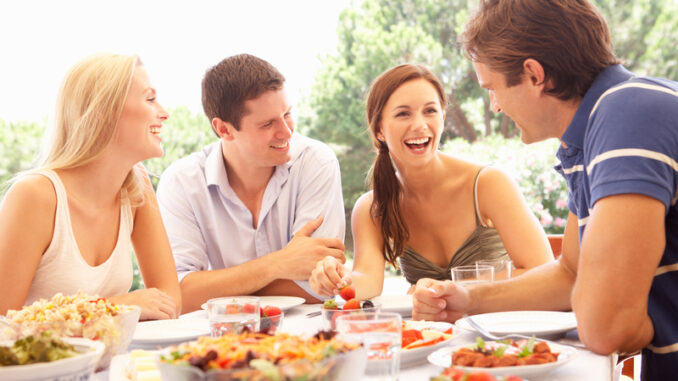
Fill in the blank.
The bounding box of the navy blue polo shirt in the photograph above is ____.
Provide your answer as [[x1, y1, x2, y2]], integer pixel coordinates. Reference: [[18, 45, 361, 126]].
[[554, 65, 678, 380]]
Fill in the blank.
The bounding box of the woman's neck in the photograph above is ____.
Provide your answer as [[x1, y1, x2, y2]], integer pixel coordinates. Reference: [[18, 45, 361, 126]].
[[55, 158, 131, 208]]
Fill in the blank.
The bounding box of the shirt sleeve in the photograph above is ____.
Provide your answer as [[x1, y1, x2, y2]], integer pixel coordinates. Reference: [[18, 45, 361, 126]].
[[585, 83, 678, 211], [290, 143, 346, 299], [156, 164, 210, 282]]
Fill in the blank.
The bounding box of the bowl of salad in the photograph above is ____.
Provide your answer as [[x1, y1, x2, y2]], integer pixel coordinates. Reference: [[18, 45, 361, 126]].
[[157, 330, 366, 381], [0, 332, 105, 381], [4, 292, 141, 370]]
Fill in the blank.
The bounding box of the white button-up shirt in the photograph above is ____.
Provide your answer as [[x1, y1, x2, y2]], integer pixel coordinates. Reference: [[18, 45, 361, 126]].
[[156, 133, 345, 297]]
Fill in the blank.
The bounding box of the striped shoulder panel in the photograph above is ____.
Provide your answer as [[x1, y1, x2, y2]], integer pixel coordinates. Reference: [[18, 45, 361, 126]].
[[590, 82, 678, 118], [647, 341, 678, 354], [587, 148, 678, 175]]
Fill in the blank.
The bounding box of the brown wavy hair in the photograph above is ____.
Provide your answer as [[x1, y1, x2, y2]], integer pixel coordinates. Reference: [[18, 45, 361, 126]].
[[460, 0, 619, 100], [365, 64, 447, 266]]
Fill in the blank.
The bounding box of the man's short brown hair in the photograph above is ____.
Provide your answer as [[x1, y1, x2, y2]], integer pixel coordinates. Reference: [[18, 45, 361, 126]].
[[202, 54, 285, 133], [460, 0, 619, 100]]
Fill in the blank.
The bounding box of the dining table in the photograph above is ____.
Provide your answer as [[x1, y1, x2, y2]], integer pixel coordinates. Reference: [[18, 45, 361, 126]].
[[94, 303, 618, 381]]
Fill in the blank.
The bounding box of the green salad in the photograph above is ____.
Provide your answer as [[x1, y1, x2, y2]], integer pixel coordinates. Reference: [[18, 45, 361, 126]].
[[0, 332, 79, 366]]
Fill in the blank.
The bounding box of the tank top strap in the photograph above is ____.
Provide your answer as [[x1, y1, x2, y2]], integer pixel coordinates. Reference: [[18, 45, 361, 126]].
[[473, 166, 490, 228], [33, 170, 69, 216]]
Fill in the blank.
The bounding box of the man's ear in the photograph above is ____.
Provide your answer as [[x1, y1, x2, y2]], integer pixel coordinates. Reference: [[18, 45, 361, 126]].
[[212, 118, 235, 140], [523, 58, 547, 89]]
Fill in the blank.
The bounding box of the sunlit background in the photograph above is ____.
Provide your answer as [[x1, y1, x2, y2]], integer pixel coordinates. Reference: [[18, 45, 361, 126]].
[[0, 0, 350, 122]]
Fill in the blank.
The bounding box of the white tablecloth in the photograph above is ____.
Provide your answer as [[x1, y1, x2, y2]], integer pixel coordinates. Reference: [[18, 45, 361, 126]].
[[95, 304, 616, 381]]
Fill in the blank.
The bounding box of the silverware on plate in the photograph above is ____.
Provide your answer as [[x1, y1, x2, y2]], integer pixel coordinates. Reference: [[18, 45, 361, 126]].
[[462, 314, 587, 349]]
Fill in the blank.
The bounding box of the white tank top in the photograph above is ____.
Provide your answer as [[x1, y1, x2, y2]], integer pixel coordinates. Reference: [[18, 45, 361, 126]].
[[24, 170, 134, 305]]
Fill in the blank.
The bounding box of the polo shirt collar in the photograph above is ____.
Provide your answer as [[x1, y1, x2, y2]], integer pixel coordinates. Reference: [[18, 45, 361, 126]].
[[561, 65, 634, 150]]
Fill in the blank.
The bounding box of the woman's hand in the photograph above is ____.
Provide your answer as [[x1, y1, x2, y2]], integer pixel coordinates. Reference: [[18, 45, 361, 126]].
[[110, 288, 178, 321], [309, 256, 351, 297]]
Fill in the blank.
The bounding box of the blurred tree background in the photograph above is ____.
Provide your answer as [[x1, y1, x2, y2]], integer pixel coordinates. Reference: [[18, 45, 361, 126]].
[[1, 0, 677, 287], [297, 0, 678, 249]]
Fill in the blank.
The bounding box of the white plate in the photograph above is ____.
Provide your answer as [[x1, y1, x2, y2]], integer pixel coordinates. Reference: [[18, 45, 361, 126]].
[[400, 321, 458, 367], [200, 296, 305, 311], [455, 311, 577, 339], [427, 341, 577, 377], [131, 319, 210, 349], [0, 337, 105, 381], [370, 294, 413, 316]]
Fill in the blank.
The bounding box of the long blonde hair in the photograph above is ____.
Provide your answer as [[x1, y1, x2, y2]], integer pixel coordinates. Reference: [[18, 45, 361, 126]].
[[38, 53, 146, 204]]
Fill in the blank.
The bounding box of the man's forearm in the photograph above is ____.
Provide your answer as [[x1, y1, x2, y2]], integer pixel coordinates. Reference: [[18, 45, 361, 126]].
[[180, 254, 281, 312], [469, 260, 576, 314]]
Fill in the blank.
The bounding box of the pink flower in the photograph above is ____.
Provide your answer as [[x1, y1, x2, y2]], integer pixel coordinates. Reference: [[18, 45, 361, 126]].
[[540, 213, 553, 226], [555, 199, 568, 209], [554, 217, 565, 227]]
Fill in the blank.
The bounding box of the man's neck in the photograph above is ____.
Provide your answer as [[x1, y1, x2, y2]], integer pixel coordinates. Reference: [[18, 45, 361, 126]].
[[222, 153, 275, 229]]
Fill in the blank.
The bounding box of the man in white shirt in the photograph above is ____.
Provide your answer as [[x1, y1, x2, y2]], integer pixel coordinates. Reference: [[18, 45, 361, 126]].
[[157, 54, 346, 312]]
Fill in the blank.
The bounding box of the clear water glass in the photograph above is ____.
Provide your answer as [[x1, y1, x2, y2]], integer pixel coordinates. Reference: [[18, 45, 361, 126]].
[[206, 296, 260, 337], [336, 311, 402, 380], [476, 258, 514, 280], [451, 264, 494, 285]]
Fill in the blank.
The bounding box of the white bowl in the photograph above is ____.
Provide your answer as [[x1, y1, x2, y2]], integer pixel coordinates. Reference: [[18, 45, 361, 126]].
[[0, 337, 105, 381], [96, 305, 141, 369]]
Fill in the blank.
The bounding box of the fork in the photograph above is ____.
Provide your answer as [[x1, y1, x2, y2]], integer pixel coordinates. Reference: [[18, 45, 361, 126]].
[[462, 314, 587, 350]]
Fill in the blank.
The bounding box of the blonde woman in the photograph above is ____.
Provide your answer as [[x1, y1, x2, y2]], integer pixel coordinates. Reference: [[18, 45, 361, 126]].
[[0, 53, 181, 319]]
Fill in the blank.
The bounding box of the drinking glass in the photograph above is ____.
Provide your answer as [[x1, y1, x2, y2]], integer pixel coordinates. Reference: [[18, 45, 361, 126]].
[[336, 312, 401, 381], [206, 296, 260, 337], [451, 264, 494, 285], [476, 258, 514, 280]]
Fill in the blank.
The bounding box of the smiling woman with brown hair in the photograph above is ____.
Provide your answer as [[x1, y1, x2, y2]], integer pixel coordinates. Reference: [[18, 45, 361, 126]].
[[309, 63, 554, 300]]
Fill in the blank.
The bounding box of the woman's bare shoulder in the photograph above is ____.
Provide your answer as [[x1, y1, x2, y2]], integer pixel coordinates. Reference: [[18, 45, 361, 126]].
[[4, 174, 57, 209]]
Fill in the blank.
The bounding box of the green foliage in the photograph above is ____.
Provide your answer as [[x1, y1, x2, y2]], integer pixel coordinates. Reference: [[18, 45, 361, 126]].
[[0, 120, 44, 195], [442, 136, 568, 234]]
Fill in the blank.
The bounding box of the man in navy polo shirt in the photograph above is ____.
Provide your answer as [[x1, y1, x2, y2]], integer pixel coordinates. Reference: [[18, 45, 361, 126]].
[[411, 1, 677, 379]]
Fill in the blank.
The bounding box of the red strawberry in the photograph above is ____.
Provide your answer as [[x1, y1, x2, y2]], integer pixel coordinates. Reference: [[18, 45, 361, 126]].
[[338, 284, 355, 301], [263, 305, 282, 317], [323, 299, 339, 310], [343, 298, 360, 310], [242, 303, 257, 314]]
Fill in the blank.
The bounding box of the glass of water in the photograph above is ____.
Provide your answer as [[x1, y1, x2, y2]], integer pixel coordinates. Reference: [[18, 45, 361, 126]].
[[476, 258, 514, 280], [451, 264, 494, 285], [206, 296, 260, 337], [336, 312, 401, 380]]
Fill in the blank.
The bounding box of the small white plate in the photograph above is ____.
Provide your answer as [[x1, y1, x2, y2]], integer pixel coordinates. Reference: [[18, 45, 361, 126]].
[[427, 341, 578, 377], [131, 319, 210, 349], [455, 311, 577, 339], [400, 321, 458, 367], [200, 296, 305, 311], [371, 294, 413, 316]]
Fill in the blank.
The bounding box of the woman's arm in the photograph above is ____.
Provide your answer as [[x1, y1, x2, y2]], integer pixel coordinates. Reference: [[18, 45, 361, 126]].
[[0, 176, 55, 315], [127, 173, 182, 319], [348, 192, 389, 299], [309, 192, 387, 300], [476, 167, 554, 273]]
